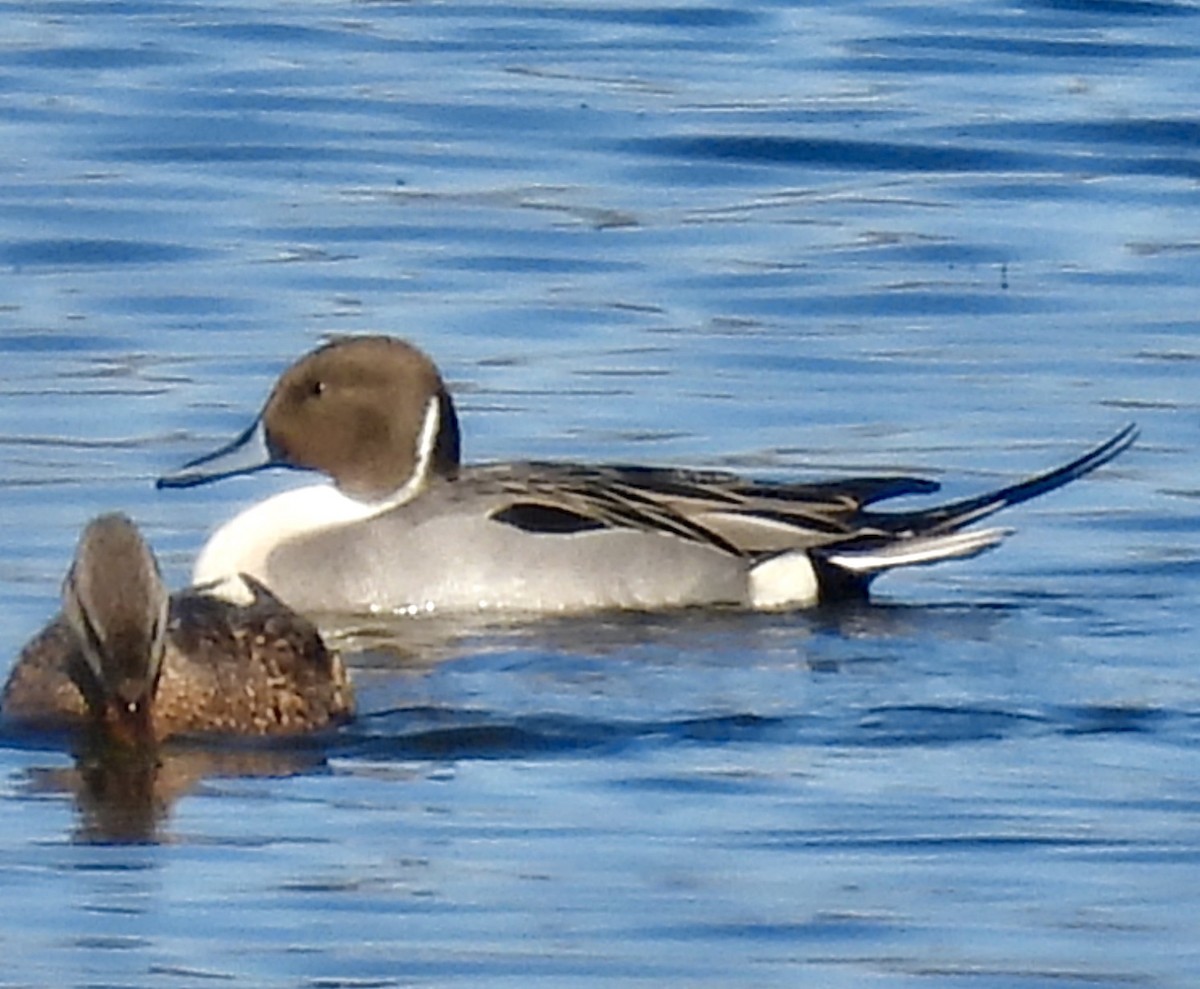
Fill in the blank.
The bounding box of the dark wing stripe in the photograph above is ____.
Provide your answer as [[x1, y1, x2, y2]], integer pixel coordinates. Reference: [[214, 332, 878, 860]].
[[492, 471, 748, 556], [584, 486, 745, 555], [491, 503, 608, 535], [488, 463, 946, 555], [782, 476, 940, 506]]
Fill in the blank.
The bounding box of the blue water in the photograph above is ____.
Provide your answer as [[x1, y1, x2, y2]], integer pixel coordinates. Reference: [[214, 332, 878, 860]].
[[2, 0, 1200, 985]]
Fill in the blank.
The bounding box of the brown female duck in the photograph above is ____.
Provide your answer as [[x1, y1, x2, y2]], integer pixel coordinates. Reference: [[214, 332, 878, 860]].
[[2, 513, 354, 744]]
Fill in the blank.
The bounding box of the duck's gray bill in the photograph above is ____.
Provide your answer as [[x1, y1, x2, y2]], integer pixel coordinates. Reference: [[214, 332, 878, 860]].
[[156, 419, 273, 490]]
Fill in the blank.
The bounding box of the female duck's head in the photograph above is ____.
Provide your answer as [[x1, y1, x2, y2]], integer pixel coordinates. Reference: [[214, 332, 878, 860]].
[[61, 513, 169, 744]]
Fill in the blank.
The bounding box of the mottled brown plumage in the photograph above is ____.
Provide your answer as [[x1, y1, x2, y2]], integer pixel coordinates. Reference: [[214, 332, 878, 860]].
[[2, 514, 354, 742]]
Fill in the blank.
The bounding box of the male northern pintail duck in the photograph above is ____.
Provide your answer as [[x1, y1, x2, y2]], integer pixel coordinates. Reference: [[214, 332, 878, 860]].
[[2, 513, 354, 743], [157, 336, 1136, 616]]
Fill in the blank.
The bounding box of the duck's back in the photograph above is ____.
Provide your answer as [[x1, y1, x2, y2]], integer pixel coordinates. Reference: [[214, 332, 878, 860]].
[[2, 590, 353, 739], [157, 588, 353, 737]]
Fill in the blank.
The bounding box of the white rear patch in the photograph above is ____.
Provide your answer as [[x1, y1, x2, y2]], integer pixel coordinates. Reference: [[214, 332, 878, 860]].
[[748, 527, 1013, 609], [749, 551, 820, 609]]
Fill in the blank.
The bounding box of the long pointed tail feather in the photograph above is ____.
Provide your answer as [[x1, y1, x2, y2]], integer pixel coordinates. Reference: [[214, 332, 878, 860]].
[[870, 423, 1137, 537]]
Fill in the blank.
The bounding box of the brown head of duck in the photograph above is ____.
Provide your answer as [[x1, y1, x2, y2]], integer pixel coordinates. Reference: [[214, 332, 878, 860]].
[[59, 513, 169, 747]]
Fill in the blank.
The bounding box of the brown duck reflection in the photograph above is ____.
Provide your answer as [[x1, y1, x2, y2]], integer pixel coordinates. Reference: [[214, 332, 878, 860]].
[[19, 736, 334, 843]]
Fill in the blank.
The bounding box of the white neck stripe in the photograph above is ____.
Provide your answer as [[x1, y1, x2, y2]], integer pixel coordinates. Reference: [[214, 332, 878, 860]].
[[368, 392, 441, 511]]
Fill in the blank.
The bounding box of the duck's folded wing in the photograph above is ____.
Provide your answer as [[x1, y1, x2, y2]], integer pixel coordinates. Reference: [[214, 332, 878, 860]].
[[486, 463, 942, 556], [484, 425, 1135, 560]]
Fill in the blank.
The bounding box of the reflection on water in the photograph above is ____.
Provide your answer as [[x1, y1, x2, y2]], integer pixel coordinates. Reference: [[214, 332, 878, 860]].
[[2, 0, 1199, 985], [14, 735, 334, 844]]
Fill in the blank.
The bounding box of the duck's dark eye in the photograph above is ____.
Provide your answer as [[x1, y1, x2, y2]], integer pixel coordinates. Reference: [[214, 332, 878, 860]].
[[308, 379, 325, 398]]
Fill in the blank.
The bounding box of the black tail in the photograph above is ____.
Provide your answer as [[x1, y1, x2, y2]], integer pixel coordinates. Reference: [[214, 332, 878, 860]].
[[870, 423, 1137, 537]]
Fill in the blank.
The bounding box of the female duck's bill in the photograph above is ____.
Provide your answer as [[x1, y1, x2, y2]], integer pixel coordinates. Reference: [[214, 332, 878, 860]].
[[2, 513, 355, 745]]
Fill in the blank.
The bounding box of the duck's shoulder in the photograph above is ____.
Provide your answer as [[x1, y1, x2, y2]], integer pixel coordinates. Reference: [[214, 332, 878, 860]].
[[1, 616, 89, 728], [157, 581, 354, 737]]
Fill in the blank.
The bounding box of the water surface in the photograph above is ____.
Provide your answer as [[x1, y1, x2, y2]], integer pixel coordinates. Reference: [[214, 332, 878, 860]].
[[2, 1, 1199, 986]]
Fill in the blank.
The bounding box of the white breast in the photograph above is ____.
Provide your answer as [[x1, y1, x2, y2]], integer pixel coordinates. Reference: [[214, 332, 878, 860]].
[[193, 484, 383, 588]]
